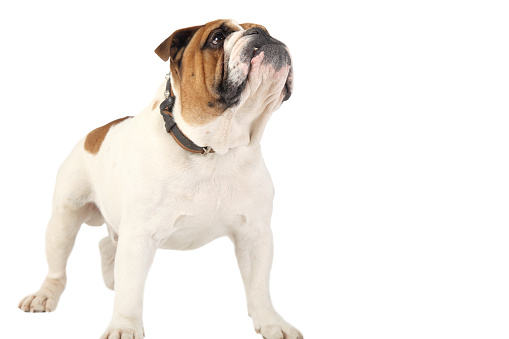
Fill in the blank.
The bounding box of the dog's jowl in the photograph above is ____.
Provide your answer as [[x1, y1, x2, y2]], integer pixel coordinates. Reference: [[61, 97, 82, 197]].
[[19, 19, 301, 339]]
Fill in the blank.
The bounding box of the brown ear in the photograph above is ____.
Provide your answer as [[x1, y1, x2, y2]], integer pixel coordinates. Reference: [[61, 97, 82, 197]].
[[240, 23, 270, 35], [155, 25, 203, 62]]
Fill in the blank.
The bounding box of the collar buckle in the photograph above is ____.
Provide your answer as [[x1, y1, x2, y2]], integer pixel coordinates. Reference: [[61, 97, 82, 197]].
[[202, 146, 212, 156]]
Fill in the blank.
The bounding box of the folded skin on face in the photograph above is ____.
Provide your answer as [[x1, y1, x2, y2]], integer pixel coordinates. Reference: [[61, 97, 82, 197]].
[[154, 20, 293, 154]]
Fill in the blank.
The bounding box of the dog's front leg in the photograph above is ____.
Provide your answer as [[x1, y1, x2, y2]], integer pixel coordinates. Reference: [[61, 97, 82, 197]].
[[233, 225, 303, 339], [101, 231, 157, 339]]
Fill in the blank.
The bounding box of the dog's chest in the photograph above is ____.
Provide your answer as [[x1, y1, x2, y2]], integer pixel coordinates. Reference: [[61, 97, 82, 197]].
[[155, 154, 273, 250], [161, 197, 243, 250]]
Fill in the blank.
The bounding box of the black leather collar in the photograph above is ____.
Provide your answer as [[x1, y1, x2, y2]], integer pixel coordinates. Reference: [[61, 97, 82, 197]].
[[159, 74, 214, 155]]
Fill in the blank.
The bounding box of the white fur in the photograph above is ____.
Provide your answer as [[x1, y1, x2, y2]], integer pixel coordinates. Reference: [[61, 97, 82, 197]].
[[19, 22, 300, 339]]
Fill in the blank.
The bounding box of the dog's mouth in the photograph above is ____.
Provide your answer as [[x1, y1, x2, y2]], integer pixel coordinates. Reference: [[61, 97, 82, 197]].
[[250, 43, 293, 102], [283, 67, 293, 102], [256, 45, 293, 102]]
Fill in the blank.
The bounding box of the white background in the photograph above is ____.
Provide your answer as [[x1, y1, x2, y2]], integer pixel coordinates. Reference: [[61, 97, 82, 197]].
[[1, 1, 508, 338]]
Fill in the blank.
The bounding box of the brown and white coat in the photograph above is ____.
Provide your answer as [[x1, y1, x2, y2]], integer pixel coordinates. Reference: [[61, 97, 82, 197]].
[[19, 19, 299, 339]]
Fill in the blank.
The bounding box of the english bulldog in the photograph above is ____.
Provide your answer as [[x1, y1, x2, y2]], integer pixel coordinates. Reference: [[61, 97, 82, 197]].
[[19, 19, 301, 339]]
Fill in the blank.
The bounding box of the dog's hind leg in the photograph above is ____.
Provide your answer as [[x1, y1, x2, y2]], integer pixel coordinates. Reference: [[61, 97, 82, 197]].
[[99, 225, 117, 290], [19, 203, 90, 312], [19, 145, 94, 312]]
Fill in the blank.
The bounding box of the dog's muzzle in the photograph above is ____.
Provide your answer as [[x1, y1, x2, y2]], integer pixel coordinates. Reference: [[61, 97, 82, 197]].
[[222, 27, 293, 106]]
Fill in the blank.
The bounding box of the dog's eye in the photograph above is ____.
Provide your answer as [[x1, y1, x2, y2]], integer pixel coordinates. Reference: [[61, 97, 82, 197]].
[[211, 32, 226, 46]]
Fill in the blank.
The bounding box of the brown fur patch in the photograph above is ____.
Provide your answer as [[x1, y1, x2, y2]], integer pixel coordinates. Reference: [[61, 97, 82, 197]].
[[84, 116, 131, 154], [156, 20, 268, 126], [169, 20, 242, 126]]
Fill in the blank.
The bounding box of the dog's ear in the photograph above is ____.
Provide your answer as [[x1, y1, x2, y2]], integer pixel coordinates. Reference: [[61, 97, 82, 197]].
[[155, 25, 203, 62], [240, 23, 270, 35]]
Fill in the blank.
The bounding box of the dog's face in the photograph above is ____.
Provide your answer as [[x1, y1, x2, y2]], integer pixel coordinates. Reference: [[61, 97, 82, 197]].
[[155, 19, 293, 153]]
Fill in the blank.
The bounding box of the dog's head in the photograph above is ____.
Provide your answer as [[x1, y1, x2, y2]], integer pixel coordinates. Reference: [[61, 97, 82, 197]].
[[155, 19, 293, 154]]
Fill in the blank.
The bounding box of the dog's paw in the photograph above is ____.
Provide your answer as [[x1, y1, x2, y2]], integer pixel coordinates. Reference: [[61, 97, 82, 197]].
[[19, 278, 66, 312], [253, 313, 303, 339], [18, 292, 58, 312], [100, 328, 144, 339], [256, 324, 303, 339]]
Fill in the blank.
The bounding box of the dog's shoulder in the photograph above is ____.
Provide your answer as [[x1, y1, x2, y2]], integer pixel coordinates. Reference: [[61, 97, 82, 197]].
[[84, 116, 133, 155]]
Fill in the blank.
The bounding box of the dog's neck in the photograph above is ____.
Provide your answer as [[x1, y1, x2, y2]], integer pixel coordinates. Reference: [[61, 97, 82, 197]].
[[152, 77, 278, 155], [159, 79, 215, 155]]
